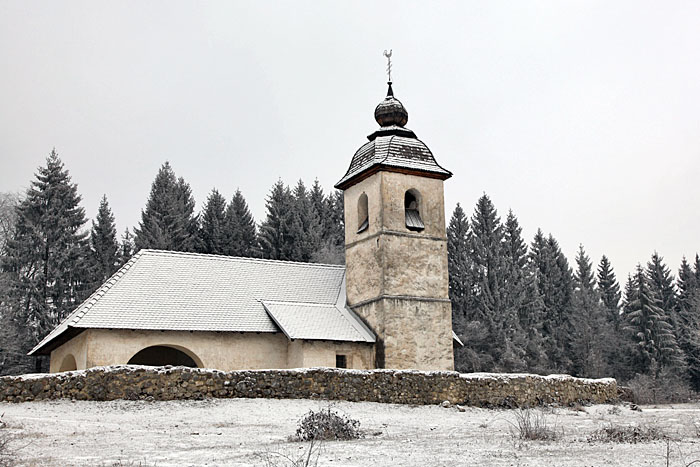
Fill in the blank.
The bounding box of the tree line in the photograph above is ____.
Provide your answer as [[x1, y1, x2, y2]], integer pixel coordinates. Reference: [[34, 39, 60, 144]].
[[0, 152, 343, 374], [0, 150, 698, 395], [448, 194, 700, 394]]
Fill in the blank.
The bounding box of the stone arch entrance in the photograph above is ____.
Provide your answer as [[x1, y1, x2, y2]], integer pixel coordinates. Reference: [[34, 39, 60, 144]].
[[127, 345, 202, 368], [59, 354, 77, 372]]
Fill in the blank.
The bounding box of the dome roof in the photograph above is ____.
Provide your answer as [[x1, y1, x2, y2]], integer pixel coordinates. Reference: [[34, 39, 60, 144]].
[[335, 82, 451, 190], [374, 83, 408, 127]]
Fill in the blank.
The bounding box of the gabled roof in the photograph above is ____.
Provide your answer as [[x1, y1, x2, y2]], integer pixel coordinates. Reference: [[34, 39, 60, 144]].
[[30, 250, 375, 355]]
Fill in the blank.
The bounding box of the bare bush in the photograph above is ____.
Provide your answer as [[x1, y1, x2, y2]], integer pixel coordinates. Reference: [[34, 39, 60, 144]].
[[0, 413, 14, 467], [510, 408, 560, 441], [627, 371, 698, 404], [292, 408, 362, 442], [257, 440, 321, 467], [587, 423, 667, 443]]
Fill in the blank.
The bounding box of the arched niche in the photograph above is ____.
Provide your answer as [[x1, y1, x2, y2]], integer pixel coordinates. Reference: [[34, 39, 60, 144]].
[[58, 354, 77, 372], [357, 192, 369, 233], [127, 345, 202, 368]]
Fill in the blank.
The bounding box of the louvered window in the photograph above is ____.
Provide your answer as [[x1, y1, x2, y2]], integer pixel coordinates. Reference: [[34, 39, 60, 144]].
[[357, 193, 369, 233], [405, 190, 424, 231]]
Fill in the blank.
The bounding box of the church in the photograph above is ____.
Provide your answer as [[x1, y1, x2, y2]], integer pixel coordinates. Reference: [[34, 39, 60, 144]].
[[29, 81, 460, 373]]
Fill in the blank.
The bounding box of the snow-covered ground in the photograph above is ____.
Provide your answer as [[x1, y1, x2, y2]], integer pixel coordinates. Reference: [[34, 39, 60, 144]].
[[1, 398, 698, 466]]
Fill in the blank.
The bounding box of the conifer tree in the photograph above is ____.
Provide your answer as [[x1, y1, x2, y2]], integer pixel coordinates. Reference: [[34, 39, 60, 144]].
[[676, 256, 700, 390], [89, 195, 120, 286], [198, 189, 228, 255], [1, 150, 91, 369], [647, 252, 677, 316], [134, 162, 199, 252], [624, 265, 682, 374], [597, 255, 622, 328], [224, 189, 257, 257], [290, 180, 323, 262], [311, 190, 345, 264], [258, 180, 296, 261], [119, 228, 134, 265], [447, 203, 471, 323]]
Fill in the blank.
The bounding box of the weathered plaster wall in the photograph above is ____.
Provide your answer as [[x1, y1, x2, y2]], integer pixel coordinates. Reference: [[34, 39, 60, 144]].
[[343, 170, 453, 371], [0, 366, 620, 407], [49, 329, 373, 373], [49, 331, 89, 373]]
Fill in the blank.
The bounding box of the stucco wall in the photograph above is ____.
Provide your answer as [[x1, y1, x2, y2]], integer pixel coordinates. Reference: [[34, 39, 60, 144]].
[[49, 329, 373, 373], [0, 366, 620, 407], [343, 170, 453, 371]]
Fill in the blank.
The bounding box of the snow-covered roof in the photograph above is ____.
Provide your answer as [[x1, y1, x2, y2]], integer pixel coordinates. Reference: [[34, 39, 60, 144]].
[[30, 250, 376, 355]]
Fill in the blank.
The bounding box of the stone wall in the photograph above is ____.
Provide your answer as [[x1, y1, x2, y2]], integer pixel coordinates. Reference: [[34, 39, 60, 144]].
[[0, 366, 618, 407]]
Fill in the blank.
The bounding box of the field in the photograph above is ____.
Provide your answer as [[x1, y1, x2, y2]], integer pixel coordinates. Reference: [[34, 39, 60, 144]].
[[1, 398, 699, 466]]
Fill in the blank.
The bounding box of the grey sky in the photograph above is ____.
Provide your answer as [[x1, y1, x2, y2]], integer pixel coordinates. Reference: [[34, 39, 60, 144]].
[[1, 1, 698, 281]]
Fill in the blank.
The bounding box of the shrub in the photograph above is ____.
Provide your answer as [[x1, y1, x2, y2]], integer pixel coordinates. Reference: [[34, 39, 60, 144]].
[[626, 369, 697, 404], [292, 408, 362, 442], [587, 423, 667, 443], [510, 408, 560, 441]]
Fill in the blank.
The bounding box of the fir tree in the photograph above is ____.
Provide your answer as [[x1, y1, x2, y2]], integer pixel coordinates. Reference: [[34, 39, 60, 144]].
[[224, 189, 257, 257], [198, 189, 228, 255], [290, 180, 323, 262], [119, 228, 134, 265], [624, 265, 682, 374], [258, 180, 296, 261], [647, 252, 677, 316], [447, 203, 471, 324], [1, 150, 91, 369], [311, 189, 345, 264], [134, 162, 199, 252], [597, 255, 622, 328], [89, 195, 120, 285], [570, 245, 604, 376], [676, 256, 700, 390]]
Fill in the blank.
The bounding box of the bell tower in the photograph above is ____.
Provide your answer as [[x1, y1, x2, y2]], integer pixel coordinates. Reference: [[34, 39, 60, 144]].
[[335, 81, 454, 370]]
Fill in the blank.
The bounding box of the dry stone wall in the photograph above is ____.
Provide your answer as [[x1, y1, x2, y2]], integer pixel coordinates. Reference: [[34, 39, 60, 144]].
[[0, 366, 618, 407]]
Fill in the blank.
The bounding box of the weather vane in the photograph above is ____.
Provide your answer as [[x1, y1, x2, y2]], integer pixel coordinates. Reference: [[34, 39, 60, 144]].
[[383, 49, 393, 82]]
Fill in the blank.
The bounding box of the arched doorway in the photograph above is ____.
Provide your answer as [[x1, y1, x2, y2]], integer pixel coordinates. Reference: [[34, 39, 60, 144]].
[[59, 354, 77, 372], [127, 345, 200, 368]]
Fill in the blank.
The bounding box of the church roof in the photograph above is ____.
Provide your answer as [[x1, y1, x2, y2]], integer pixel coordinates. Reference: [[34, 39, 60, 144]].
[[30, 250, 375, 356], [335, 83, 452, 190]]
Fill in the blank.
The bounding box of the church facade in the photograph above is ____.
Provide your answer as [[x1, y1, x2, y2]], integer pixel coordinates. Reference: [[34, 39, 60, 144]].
[[29, 82, 457, 373]]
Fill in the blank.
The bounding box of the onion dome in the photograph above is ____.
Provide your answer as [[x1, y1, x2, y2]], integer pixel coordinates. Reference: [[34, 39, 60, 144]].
[[374, 82, 408, 127], [335, 82, 452, 190]]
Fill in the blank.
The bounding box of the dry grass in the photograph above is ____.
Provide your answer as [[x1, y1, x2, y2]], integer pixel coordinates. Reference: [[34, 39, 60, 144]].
[[510, 408, 560, 441], [587, 423, 667, 443]]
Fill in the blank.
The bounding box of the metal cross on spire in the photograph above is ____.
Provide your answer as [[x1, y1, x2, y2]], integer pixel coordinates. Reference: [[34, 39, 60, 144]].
[[383, 49, 393, 82]]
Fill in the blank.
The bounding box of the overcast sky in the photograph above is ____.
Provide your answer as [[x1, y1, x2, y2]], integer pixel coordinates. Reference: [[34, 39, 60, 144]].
[[1, 1, 699, 281]]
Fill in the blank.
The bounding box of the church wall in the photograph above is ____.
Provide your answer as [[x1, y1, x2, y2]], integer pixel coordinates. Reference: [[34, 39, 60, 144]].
[[287, 340, 374, 369], [49, 329, 375, 373], [83, 329, 290, 371], [49, 331, 89, 373]]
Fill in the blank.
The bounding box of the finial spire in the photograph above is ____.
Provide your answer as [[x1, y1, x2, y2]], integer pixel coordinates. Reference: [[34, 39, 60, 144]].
[[383, 49, 393, 82]]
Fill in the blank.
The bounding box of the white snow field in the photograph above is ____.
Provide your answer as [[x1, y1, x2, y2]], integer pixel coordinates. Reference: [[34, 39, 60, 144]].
[[1, 398, 699, 466]]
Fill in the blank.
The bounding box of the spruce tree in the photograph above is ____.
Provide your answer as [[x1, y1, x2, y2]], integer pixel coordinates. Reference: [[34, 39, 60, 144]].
[[676, 256, 700, 390], [89, 195, 120, 286], [198, 189, 228, 255], [134, 162, 199, 252], [119, 228, 134, 265], [624, 265, 682, 375], [311, 189, 345, 264], [647, 251, 677, 316], [290, 180, 323, 262], [447, 203, 471, 324], [597, 255, 622, 328], [258, 180, 296, 261], [2, 150, 91, 369], [224, 189, 257, 257]]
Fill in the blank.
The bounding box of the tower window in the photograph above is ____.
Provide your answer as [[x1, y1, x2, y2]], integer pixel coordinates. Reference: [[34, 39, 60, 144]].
[[357, 193, 369, 233], [405, 190, 424, 231]]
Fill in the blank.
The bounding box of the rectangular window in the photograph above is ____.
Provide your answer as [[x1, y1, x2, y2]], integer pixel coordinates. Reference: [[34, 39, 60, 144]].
[[336, 354, 347, 369]]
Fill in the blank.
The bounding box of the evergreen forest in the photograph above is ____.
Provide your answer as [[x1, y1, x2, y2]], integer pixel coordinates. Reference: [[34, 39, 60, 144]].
[[1, 152, 698, 401]]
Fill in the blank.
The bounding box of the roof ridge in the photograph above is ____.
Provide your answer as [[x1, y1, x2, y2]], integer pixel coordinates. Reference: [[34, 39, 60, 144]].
[[139, 249, 346, 270]]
